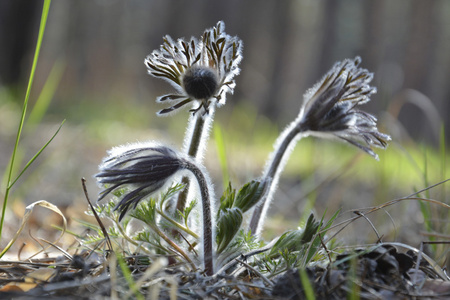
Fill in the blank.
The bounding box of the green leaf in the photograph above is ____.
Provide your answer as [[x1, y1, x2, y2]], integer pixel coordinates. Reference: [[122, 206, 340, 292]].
[[216, 207, 243, 253], [217, 182, 235, 217], [300, 214, 321, 244], [269, 230, 304, 257], [161, 183, 185, 204], [303, 210, 339, 265], [269, 214, 320, 256], [234, 180, 265, 213], [183, 199, 197, 222], [131, 199, 158, 226]]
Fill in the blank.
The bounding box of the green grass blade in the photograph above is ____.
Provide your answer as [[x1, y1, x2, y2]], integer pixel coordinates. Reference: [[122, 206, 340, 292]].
[[347, 256, 361, 300], [27, 59, 65, 128], [299, 268, 316, 300], [0, 0, 52, 241], [214, 123, 229, 188], [422, 147, 430, 199], [9, 120, 65, 188], [1, 150, 25, 191], [2, 60, 64, 189], [116, 254, 145, 300]]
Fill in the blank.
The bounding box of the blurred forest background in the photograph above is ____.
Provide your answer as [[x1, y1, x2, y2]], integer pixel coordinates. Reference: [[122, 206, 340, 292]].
[[0, 0, 449, 246], [2, 0, 450, 141]]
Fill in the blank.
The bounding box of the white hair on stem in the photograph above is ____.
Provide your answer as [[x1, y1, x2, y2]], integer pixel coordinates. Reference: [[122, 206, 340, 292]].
[[249, 116, 308, 237], [182, 103, 216, 163]]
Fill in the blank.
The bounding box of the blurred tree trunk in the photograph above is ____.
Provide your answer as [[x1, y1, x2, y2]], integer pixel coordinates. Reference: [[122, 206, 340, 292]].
[[361, 0, 384, 111], [0, 0, 41, 86], [262, 0, 294, 120], [403, 0, 434, 91], [401, 0, 436, 141], [318, 0, 338, 74], [362, 0, 384, 66]]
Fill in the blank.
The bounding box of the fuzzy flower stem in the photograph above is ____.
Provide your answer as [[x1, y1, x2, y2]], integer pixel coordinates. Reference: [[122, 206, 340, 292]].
[[176, 112, 209, 212], [249, 118, 305, 236], [187, 115, 208, 158], [181, 158, 214, 276]]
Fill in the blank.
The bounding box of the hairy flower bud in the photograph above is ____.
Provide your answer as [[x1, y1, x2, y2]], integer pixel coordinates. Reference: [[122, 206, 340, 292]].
[[182, 66, 219, 100]]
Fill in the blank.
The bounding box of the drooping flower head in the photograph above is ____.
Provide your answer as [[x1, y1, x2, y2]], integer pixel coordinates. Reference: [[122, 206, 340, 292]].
[[96, 143, 184, 220], [299, 56, 391, 159], [144, 21, 243, 115], [96, 142, 216, 275], [250, 57, 391, 236]]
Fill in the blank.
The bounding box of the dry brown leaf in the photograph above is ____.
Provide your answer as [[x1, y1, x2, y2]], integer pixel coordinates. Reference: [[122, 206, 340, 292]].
[[0, 200, 67, 258]]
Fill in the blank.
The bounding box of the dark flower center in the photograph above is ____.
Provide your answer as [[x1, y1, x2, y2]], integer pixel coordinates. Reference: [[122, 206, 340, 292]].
[[182, 66, 219, 100]]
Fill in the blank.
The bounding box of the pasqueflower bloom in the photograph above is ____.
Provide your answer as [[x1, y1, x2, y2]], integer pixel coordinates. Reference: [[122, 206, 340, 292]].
[[298, 56, 390, 159], [144, 21, 243, 115], [250, 57, 391, 236]]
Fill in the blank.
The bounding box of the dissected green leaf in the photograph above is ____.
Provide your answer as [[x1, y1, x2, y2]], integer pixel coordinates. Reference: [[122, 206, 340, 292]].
[[160, 183, 185, 205], [216, 207, 243, 253], [131, 199, 158, 226], [183, 199, 197, 223], [301, 214, 320, 243], [234, 180, 265, 213]]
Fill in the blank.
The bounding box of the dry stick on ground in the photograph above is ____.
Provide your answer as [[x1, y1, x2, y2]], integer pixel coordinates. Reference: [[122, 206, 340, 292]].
[[235, 259, 274, 287], [81, 177, 113, 252], [353, 211, 381, 242], [322, 178, 450, 244]]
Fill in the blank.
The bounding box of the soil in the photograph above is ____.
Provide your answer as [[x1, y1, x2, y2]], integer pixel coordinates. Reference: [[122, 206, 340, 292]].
[[0, 244, 449, 299]]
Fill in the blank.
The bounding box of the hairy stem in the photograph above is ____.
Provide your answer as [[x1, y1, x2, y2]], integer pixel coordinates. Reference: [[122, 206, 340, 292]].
[[176, 114, 205, 212], [176, 106, 215, 212], [183, 160, 214, 276], [249, 119, 306, 237]]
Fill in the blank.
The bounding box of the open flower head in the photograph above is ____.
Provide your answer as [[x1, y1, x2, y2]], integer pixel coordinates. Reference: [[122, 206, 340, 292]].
[[145, 21, 243, 115], [96, 143, 184, 220], [299, 57, 391, 159]]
